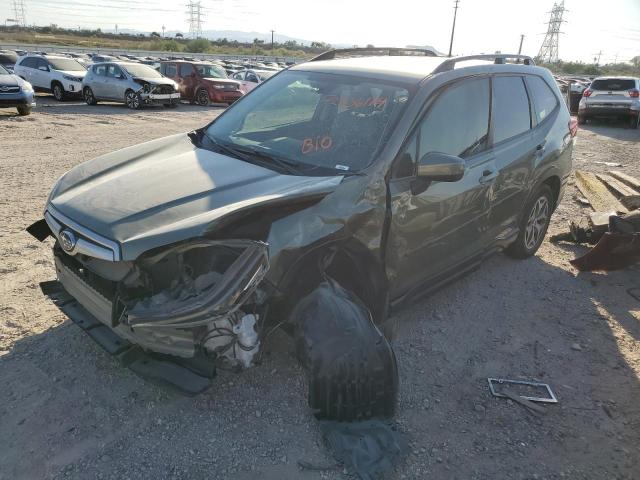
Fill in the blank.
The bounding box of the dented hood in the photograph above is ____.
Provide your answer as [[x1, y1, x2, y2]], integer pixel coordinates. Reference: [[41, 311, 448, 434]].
[[48, 133, 342, 260]]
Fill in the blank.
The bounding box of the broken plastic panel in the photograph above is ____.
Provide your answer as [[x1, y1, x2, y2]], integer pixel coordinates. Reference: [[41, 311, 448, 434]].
[[488, 378, 558, 403]]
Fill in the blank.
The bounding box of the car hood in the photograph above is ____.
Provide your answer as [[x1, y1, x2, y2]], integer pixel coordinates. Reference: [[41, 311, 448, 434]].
[[202, 78, 240, 86], [48, 133, 342, 260], [0, 73, 21, 86], [57, 69, 87, 78], [132, 76, 177, 86]]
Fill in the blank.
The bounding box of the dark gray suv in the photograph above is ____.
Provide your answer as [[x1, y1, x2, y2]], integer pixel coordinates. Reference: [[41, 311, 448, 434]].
[[29, 50, 575, 421]]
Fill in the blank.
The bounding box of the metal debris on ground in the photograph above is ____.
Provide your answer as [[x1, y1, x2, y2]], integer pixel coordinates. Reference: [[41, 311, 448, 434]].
[[488, 378, 558, 403]]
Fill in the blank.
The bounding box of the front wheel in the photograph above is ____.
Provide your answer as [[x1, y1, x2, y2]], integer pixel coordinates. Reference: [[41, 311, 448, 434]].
[[52, 82, 65, 101], [196, 88, 210, 106], [83, 87, 98, 105], [505, 185, 553, 259], [17, 106, 32, 116], [125, 90, 142, 109]]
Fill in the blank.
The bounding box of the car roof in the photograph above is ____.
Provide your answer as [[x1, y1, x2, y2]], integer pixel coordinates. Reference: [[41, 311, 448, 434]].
[[292, 55, 544, 84]]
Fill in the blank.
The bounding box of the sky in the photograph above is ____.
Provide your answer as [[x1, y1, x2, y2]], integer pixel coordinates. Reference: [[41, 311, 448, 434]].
[[2, 0, 639, 63]]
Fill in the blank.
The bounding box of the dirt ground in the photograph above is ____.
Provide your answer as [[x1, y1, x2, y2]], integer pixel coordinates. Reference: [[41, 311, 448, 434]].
[[1, 96, 639, 480]]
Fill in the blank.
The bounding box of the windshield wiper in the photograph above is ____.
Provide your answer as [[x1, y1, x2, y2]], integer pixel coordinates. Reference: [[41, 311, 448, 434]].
[[225, 145, 304, 175]]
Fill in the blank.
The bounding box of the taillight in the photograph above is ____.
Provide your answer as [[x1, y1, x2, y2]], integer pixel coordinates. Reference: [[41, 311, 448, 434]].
[[629, 89, 640, 98], [569, 118, 578, 138], [583, 89, 592, 97]]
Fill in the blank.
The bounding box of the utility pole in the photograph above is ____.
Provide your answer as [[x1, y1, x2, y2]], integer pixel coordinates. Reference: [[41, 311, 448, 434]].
[[270, 30, 275, 51], [162, 25, 166, 37], [518, 34, 525, 55], [115, 24, 118, 34], [593, 50, 602, 65], [186, 1, 204, 39], [447, 0, 459, 57]]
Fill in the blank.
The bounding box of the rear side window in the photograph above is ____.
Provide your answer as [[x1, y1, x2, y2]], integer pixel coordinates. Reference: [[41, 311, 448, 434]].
[[418, 77, 490, 159], [106, 65, 123, 78], [527, 76, 559, 123], [163, 63, 177, 77], [591, 79, 635, 91], [180, 63, 194, 76], [492, 76, 531, 144], [20, 57, 37, 68], [93, 64, 107, 76]]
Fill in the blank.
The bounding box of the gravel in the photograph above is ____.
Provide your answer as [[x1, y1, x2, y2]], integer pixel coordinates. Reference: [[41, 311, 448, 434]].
[[1, 96, 639, 479]]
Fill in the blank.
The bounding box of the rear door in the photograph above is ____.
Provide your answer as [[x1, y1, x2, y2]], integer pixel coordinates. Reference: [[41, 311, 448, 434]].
[[178, 63, 196, 99], [386, 77, 496, 297], [32, 58, 50, 89], [104, 64, 126, 100], [484, 75, 539, 245], [90, 64, 108, 98]]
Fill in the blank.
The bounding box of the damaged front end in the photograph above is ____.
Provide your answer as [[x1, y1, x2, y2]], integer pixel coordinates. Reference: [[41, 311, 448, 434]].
[[38, 214, 270, 391], [133, 79, 180, 105]]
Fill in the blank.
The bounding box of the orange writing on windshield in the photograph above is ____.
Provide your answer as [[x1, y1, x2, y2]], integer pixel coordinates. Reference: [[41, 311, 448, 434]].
[[302, 136, 333, 154]]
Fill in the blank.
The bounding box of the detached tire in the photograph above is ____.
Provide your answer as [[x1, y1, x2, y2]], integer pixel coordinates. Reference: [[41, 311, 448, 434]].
[[291, 278, 398, 421], [505, 185, 553, 259]]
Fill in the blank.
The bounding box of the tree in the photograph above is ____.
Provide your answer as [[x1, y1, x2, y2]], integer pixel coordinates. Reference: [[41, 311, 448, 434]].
[[175, 32, 183, 38], [631, 56, 640, 68], [185, 38, 210, 53], [151, 31, 161, 38]]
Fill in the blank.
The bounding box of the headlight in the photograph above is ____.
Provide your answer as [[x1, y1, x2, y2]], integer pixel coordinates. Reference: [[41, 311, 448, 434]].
[[63, 75, 82, 82], [22, 82, 33, 92], [124, 239, 269, 328], [213, 84, 226, 89]]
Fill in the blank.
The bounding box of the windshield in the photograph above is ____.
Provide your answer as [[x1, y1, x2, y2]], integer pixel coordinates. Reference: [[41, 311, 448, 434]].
[[591, 79, 635, 91], [0, 64, 8, 75], [48, 58, 86, 71], [123, 64, 163, 78], [205, 70, 411, 173], [196, 64, 227, 78]]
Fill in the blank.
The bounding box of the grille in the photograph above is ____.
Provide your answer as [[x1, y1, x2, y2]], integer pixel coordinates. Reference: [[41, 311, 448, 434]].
[[154, 85, 175, 94], [55, 245, 117, 302], [0, 85, 20, 94]]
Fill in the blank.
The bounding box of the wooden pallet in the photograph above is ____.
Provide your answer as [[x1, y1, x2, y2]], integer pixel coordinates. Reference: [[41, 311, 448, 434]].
[[575, 170, 628, 214]]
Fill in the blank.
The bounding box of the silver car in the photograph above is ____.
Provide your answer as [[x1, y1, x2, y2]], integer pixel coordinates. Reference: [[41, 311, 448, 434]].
[[578, 76, 640, 128], [82, 62, 180, 109]]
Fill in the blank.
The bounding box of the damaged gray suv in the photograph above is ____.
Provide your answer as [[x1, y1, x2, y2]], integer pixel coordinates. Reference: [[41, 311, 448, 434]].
[[28, 49, 575, 421]]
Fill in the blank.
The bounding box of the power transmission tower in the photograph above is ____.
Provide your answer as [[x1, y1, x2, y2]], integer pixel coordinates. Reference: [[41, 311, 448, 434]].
[[536, 1, 566, 63], [186, 1, 204, 39], [12, 0, 27, 27], [448, 0, 460, 57]]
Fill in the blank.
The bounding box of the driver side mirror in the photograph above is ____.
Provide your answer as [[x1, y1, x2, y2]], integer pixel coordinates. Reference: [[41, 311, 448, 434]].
[[416, 152, 465, 182]]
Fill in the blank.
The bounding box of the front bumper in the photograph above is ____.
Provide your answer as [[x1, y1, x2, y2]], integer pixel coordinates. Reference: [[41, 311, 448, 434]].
[[141, 92, 181, 105], [0, 90, 36, 108], [209, 89, 242, 103], [64, 81, 83, 96]]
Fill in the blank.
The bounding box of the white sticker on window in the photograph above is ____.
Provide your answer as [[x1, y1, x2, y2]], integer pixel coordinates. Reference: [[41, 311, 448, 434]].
[[335, 164, 350, 171]]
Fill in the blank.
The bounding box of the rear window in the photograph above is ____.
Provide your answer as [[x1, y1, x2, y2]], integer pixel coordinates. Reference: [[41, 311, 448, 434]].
[[591, 79, 635, 91], [527, 76, 559, 123], [492, 76, 531, 144]]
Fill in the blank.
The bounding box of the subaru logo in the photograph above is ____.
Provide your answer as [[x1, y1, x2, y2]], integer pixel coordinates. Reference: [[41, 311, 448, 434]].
[[59, 229, 77, 253]]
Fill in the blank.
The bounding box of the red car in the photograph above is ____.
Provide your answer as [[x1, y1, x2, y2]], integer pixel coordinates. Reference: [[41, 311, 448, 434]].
[[160, 60, 243, 106]]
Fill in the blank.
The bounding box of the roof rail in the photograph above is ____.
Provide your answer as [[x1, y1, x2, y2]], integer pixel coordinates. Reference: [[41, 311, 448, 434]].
[[432, 54, 535, 74], [310, 47, 439, 62]]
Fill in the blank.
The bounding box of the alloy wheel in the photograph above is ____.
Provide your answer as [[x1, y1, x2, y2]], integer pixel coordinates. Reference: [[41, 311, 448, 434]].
[[524, 196, 549, 250], [197, 89, 210, 106], [126, 91, 140, 109], [53, 84, 63, 101], [84, 88, 94, 105]]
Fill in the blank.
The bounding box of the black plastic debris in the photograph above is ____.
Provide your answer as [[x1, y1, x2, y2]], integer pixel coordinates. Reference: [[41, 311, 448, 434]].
[[291, 278, 398, 421], [319, 420, 408, 480]]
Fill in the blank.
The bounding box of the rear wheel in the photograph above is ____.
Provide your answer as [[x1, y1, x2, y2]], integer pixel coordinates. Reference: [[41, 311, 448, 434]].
[[505, 185, 553, 259], [51, 82, 65, 101], [196, 88, 210, 106], [629, 115, 639, 129], [125, 90, 142, 109], [16, 106, 31, 116], [83, 87, 98, 105]]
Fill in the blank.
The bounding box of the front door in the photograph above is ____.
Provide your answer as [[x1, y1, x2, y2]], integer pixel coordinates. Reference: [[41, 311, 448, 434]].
[[178, 63, 196, 100], [386, 77, 496, 298]]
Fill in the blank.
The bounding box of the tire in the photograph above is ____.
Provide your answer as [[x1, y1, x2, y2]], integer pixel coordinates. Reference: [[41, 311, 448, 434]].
[[291, 279, 398, 421], [83, 87, 98, 105], [163, 103, 178, 109], [505, 185, 553, 259], [125, 90, 142, 109], [51, 82, 65, 101], [16, 106, 31, 116], [629, 115, 639, 129], [196, 88, 210, 106]]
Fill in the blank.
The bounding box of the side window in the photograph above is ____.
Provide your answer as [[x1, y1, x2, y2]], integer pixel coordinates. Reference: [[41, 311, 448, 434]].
[[180, 63, 194, 77], [246, 73, 259, 83], [391, 135, 417, 178], [107, 65, 123, 78], [20, 57, 36, 68], [232, 72, 244, 80], [418, 78, 490, 159], [93, 64, 107, 76], [527, 76, 559, 123], [492, 76, 531, 144], [164, 63, 177, 77], [36, 58, 49, 71]]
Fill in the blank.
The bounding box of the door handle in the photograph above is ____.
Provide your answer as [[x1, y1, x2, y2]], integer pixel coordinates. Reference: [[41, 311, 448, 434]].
[[536, 141, 547, 151], [479, 169, 496, 184]]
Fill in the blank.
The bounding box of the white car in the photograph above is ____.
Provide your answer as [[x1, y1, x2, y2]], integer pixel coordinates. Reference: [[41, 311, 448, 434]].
[[14, 54, 87, 101], [231, 69, 277, 94]]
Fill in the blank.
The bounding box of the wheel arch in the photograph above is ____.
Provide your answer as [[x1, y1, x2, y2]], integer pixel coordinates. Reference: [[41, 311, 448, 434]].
[[542, 174, 561, 209]]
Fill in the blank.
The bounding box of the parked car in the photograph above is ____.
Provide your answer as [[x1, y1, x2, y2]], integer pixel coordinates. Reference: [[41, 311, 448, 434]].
[[578, 76, 640, 128], [0, 63, 35, 115], [160, 60, 242, 106], [28, 51, 575, 420], [231, 69, 277, 94], [0, 50, 18, 73], [14, 54, 86, 100], [82, 62, 180, 109], [90, 55, 117, 64]]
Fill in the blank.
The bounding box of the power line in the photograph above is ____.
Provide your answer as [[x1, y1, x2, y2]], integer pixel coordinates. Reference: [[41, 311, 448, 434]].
[[186, 1, 204, 39], [536, 1, 566, 63]]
